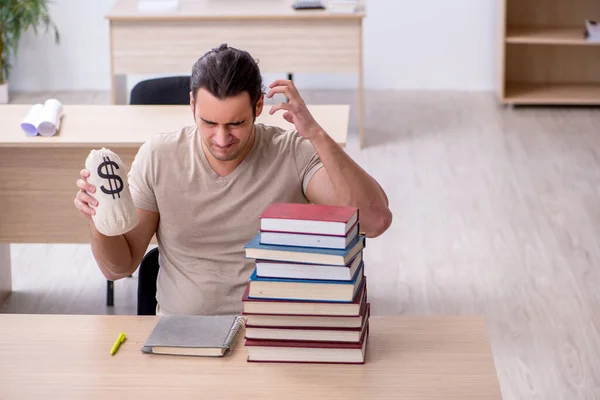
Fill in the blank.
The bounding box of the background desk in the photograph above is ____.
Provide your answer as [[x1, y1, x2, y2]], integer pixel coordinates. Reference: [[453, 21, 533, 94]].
[[0, 314, 502, 399], [0, 104, 349, 306], [105, 0, 366, 147]]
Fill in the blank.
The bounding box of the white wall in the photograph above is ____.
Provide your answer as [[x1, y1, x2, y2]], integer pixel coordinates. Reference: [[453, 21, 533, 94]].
[[9, 0, 496, 92], [10, 0, 114, 91]]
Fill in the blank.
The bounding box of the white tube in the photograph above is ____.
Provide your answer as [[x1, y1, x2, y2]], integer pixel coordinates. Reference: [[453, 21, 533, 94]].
[[20, 103, 44, 136], [37, 98, 64, 136]]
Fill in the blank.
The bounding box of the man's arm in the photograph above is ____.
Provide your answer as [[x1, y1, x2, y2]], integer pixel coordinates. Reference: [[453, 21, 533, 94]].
[[267, 80, 392, 238], [90, 208, 159, 281], [75, 167, 159, 281], [304, 136, 392, 238]]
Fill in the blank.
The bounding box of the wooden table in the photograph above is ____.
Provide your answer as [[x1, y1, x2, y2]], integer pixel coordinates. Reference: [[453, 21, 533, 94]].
[[105, 0, 367, 147], [0, 314, 503, 399], [0, 104, 349, 306]]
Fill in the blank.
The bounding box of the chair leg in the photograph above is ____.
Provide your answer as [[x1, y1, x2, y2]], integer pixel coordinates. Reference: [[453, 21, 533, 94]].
[[107, 280, 114, 307]]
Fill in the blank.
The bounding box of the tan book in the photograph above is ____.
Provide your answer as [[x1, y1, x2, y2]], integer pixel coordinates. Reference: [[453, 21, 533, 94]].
[[245, 305, 369, 342], [244, 305, 367, 328], [242, 277, 367, 316]]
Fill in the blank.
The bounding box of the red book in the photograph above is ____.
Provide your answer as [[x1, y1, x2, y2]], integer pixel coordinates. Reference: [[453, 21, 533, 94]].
[[245, 323, 369, 364], [259, 203, 359, 236]]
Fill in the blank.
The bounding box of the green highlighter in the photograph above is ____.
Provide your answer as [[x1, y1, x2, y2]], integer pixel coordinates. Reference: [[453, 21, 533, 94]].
[[111, 332, 126, 356]]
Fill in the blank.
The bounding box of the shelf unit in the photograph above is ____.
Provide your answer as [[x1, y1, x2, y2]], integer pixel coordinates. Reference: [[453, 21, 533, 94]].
[[497, 0, 600, 105]]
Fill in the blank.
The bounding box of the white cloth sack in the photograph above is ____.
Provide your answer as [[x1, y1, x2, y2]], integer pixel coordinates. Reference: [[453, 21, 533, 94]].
[[85, 147, 139, 236]]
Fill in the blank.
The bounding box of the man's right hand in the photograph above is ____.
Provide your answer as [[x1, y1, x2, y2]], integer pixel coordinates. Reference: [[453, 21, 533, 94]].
[[74, 169, 99, 220]]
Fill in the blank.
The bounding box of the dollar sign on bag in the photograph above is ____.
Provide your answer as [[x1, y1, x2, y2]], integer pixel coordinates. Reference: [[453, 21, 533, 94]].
[[97, 156, 123, 199]]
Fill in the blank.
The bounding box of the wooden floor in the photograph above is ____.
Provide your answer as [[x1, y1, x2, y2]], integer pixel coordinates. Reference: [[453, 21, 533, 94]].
[[4, 90, 600, 399]]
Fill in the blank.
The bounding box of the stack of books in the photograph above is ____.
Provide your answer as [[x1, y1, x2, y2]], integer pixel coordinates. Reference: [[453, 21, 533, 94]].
[[241, 203, 369, 364]]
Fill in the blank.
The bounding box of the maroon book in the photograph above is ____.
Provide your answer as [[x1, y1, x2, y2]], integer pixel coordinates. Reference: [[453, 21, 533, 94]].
[[243, 302, 369, 329], [245, 323, 369, 364]]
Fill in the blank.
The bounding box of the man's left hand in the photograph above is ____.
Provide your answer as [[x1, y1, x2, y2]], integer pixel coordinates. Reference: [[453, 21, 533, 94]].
[[267, 80, 323, 140]]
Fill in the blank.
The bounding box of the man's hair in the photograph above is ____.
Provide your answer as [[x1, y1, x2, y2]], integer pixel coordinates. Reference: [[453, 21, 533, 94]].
[[190, 44, 264, 116]]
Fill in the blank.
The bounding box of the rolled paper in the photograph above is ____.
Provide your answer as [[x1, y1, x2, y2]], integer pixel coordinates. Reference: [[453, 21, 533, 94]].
[[37, 98, 64, 136], [20, 103, 44, 136]]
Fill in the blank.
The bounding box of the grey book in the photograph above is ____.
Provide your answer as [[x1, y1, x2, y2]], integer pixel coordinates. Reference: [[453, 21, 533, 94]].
[[141, 315, 246, 357]]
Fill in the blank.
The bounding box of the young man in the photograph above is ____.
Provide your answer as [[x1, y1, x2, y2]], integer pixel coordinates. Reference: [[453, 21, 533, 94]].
[[74, 44, 392, 316]]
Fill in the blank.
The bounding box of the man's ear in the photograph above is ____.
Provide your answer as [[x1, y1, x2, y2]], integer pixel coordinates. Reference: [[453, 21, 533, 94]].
[[255, 94, 264, 118], [190, 91, 196, 120]]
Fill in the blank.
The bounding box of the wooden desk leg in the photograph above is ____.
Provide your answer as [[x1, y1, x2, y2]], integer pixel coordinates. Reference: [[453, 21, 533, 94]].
[[111, 73, 116, 104], [0, 244, 11, 307], [358, 22, 365, 149], [111, 74, 128, 105], [108, 23, 128, 105]]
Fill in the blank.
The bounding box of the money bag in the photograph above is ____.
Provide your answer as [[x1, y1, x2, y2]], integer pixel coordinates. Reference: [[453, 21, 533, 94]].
[[85, 148, 139, 236]]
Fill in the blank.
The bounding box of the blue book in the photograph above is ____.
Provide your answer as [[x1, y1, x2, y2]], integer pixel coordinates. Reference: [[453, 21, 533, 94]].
[[244, 233, 365, 266], [247, 263, 364, 303]]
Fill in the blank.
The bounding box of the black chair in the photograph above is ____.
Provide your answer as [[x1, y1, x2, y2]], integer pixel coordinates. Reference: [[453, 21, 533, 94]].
[[137, 247, 161, 315], [130, 76, 191, 105], [105, 76, 191, 308], [105, 247, 160, 313]]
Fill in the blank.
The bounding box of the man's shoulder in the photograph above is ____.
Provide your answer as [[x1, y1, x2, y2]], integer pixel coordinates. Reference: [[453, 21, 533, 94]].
[[256, 123, 305, 151], [141, 126, 196, 153]]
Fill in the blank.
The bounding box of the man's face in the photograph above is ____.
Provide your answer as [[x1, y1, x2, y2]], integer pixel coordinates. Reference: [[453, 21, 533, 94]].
[[190, 88, 263, 162]]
